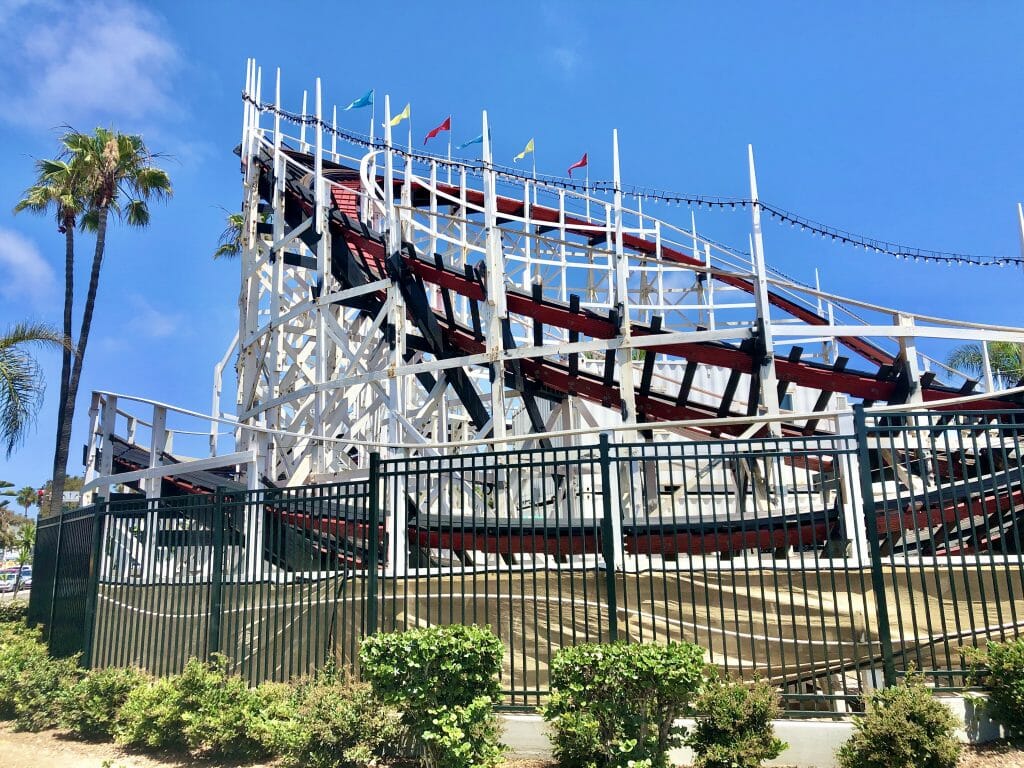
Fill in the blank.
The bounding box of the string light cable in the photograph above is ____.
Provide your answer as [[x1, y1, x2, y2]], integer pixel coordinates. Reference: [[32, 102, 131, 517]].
[[245, 95, 1023, 268]]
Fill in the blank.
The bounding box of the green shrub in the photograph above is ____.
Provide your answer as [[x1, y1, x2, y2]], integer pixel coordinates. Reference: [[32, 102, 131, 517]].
[[542, 641, 706, 768], [963, 638, 1024, 740], [116, 655, 283, 760], [837, 675, 961, 768], [0, 621, 81, 731], [115, 675, 189, 751], [686, 675, 786, 768], [61, 666, 150, 740], [0, 599, 27, 625], [278, 676, 403, 768], [360, 624, 505, 768]]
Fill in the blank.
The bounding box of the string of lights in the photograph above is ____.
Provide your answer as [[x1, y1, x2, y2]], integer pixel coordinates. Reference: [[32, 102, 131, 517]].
[[246, 95, 1023, 268]]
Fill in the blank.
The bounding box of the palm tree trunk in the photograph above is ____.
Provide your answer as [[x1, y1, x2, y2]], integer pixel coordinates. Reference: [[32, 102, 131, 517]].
[[48, 223, 75, 517], [51, 208, 108, 518]]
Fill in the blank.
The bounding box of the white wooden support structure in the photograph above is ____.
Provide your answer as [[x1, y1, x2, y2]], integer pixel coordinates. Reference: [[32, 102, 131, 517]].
[[747, 145, 782, 436]]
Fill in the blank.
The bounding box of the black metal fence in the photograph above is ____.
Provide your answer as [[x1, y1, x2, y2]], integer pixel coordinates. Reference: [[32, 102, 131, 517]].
[[29, 406, 1024, 712]]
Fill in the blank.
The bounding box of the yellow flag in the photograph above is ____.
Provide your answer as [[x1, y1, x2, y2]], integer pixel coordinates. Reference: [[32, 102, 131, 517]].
[[513, 138, 535, 162], [389, 103, 410, 127]]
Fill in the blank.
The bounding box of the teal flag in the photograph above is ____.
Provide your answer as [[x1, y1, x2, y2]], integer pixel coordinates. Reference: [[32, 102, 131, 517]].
[[457, 133, 483, 150], [343, 89, 374, 111]]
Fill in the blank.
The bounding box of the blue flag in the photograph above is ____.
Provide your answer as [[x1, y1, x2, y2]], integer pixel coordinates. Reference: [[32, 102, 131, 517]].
[[343, 89, 374, 111], [457, 133, 483, 150]]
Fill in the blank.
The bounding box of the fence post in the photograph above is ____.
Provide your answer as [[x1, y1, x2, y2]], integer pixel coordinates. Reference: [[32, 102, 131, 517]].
[[81, 498, 106, 667], [854, 404, 897, 687], [207, 487, 226, 657], [599, 433, 619, 642], [46, 508, 66, 643], [367, 452, 381, 636]]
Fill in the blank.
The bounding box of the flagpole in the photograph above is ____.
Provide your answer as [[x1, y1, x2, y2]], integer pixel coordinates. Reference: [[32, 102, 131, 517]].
[[532, 150, 537, 205], [447, 130, 452, 186], [585, 164, 591, 223], [369, 94, 376, 221]]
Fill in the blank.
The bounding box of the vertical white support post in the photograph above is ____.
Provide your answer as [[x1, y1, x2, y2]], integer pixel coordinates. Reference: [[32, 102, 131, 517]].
[[982, 341, 995, 392], [895, 312, 924, 404], [250, 66, 260, 145], [482, 110, 508, 447], [602, 430, 627, 569], [143, 405, 167, 578], [558, 190, 569, 303], [835, 400, 868, 567], [241, 59, 252, 165], [97, 395, 117, 503], [331, 105, 337, 159], [1017, 203, 1024, 268], [313, 77, 328, 477], [383, 96, 408, 576], [704, 243, 716, 330], [747, 145, 781, 435], [654, 220, 664, 316], [523, 179, 533, 289], [245, 433, 264, 580], [612, 130, 637, 439], [268, 68, 285, 478], [82, 392, 102, 504]]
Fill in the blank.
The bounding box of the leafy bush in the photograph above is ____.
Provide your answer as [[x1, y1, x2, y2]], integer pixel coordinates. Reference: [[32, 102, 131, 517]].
[[61, 666, 150, 740], [0, 620, 81, 730], [963, 638, 1024, 740], [115, 674, 189, 752], [542, 641, 706, 768], [360, 624, 505, 768], [277, 675, 403, 768], [836, 674, 961, 768], [686, 675, 786, 768], [117, 655, 283, 760], [0, 599, 27, 625]]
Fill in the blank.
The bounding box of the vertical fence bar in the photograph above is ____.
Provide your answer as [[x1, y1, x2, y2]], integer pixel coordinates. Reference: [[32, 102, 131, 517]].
[[81, 498, 105, 668], [207, 487, 225, 657], [46, 508, 65, 642], [599, 433, 618, 642], [854, 404, 897, 686], [367, 452, 381, 636]]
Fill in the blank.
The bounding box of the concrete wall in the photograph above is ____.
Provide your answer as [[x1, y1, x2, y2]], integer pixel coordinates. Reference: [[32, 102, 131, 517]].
[[500, 695, 1005, 768]]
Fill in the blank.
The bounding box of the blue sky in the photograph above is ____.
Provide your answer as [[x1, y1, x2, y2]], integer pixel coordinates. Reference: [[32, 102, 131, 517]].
[[0, 1, 1022, 495]]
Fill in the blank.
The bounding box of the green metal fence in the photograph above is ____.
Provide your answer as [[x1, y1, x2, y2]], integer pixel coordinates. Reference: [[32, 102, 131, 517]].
[[29, 406, 1024, 712]]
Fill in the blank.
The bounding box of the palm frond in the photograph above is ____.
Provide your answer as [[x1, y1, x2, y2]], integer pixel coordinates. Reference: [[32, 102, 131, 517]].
[[214, 210, 244, 260]]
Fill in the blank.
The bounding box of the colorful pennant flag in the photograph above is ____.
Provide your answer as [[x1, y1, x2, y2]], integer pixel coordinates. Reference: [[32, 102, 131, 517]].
[[513, 138, 535, 162], [389, 103, 411, 127], [423, 116, 451, 145], [343, 89, 373, 111], [567, 152, 588, 178], [457, 133, 483, 150]]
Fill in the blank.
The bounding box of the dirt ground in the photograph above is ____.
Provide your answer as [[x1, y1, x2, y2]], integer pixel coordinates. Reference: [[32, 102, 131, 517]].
[[0, 724, 1020, 768]]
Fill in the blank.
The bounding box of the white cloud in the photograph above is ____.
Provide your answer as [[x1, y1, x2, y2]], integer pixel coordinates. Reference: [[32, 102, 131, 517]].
[[550, 46, 582, 77], [127, 294, 181, 338], [0, 0, 179, 129], [0, 228, 58, 311], [540, 3, 586, 80]]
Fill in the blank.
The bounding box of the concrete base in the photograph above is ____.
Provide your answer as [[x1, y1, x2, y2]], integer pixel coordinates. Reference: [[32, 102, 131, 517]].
[[500, 695, 1005, 768]]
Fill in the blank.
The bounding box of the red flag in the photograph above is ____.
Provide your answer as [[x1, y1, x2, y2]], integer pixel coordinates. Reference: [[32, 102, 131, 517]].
[[567, 152, 588, 177], [423, 116, 451, 145]]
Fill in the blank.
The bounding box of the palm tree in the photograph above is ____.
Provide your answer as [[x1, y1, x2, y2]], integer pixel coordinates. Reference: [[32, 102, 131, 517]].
[[15, 487, 34, 518], [12, 520, 34, 596], [213, 210, 244, 259], [947, 341, 1024, 390], [16, 128, 172, 516], [0, 323, 68, 456], [15, 154, 85, 488]]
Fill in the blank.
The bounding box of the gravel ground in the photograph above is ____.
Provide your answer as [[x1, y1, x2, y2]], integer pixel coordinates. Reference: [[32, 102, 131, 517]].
[[0, 724, 1020, 767]]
